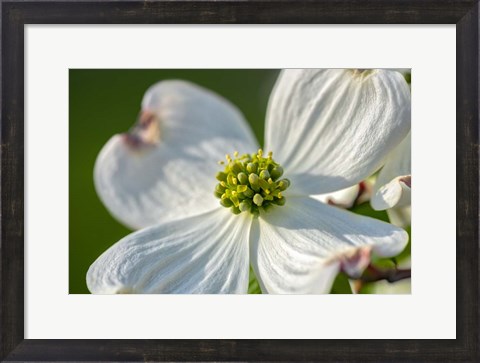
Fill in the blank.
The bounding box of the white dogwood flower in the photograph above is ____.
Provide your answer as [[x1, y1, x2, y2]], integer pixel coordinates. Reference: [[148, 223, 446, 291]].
[[371, 132, 411, 227], [88, 69, 411, 294]]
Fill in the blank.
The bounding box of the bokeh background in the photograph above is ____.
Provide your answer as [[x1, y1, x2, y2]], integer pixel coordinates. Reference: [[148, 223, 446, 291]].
[[69, 69, 411, 294]]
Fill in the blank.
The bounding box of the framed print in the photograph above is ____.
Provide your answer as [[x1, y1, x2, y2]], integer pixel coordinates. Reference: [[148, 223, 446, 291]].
[[1, 0, 478, 361]]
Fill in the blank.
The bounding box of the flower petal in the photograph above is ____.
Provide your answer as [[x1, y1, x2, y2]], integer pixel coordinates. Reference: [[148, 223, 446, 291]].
[[95, 80, 258, 229], [87, 207, 252, 294], [389, 68, 411, 76], [371, 176, 411, 210], [340, 247, 372, 278], [311, 184, 360, 208], [250, 196, 408, 294], [264, 69, 411, 195], [371, 133, 411, 210], [387, 206, 412, 228]]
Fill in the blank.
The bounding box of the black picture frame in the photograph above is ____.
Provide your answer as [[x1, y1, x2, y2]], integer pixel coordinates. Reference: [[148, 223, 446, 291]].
[[1, 1, 478, 361]]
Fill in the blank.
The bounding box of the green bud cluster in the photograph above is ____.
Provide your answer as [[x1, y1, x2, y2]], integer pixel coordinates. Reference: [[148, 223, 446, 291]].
[[214, 149, 290, 216]]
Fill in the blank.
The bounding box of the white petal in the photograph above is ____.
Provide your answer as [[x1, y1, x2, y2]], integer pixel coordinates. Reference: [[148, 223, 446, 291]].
[[340, 247, 372, 278], [312, 184, 360, 208], [264, 69, 411, 195], [87, 207, 252, 294], [371, 133, 411, 210], [250, 196, 408, 294], [387, 206, 411, 228], [95, 81, 258, 229], [372, 176, 411, 210], [389, 68, 411, 76]]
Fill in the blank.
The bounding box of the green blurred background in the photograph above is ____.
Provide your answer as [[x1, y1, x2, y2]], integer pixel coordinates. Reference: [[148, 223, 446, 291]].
[[69, 69, 410, 294]]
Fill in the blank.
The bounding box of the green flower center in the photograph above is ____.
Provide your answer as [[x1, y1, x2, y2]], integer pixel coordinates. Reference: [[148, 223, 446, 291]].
[[214, 149, 290, 216]]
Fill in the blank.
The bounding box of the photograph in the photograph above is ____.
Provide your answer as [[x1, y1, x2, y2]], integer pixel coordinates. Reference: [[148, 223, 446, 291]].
[[69, 69, 412, 295]]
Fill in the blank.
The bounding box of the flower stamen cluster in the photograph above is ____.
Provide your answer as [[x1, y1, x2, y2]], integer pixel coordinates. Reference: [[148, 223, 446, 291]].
[[214, 149, 290, 216]]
